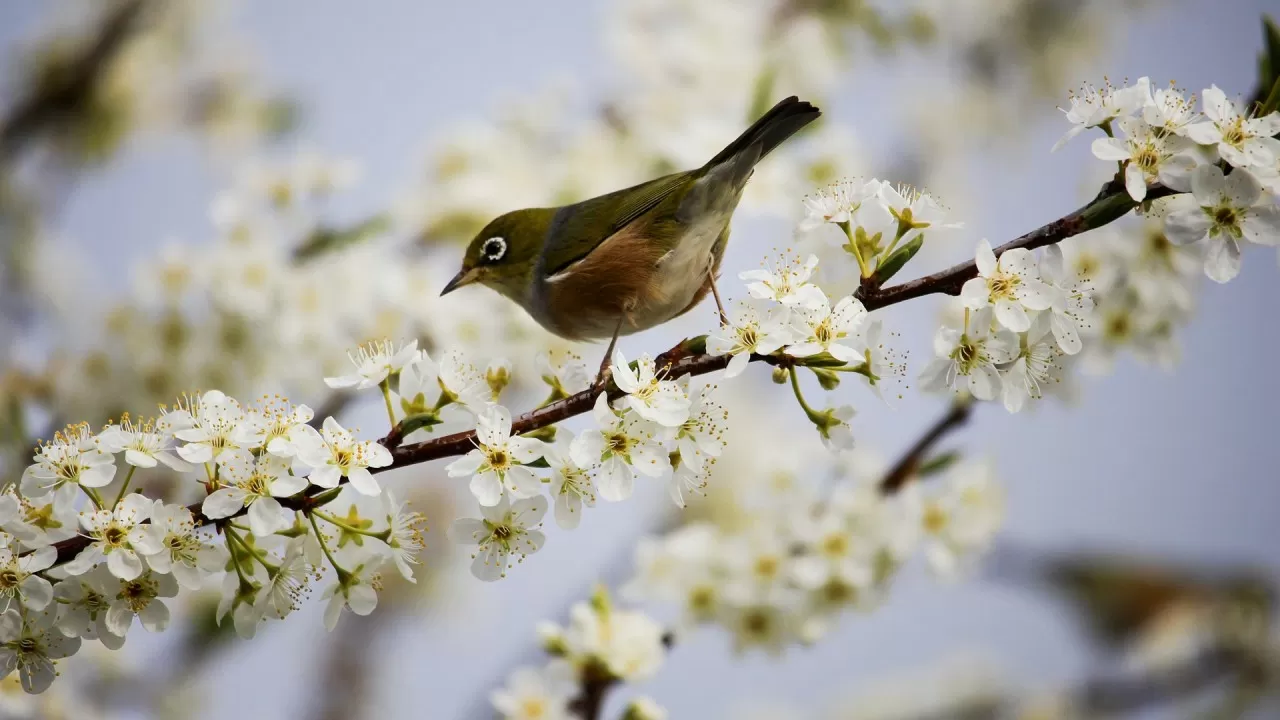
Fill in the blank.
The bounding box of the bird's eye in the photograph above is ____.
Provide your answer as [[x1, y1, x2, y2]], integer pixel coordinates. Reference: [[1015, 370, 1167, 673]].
[[482, 236, 507, 262]]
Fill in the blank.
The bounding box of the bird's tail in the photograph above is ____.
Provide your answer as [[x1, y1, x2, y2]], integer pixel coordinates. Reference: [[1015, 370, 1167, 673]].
[[703, 96, 821, 172]]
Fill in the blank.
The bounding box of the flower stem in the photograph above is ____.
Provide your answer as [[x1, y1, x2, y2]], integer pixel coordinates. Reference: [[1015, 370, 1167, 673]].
[[111, 466, 136, 509], [226, 526, 280, 574], [787, 366, 824, 424], [379, 380, 397, 430], [309, 511, 349, 581], [838, 221, 873, 279], [81, 486, 105, 510], [878, 224, 910, 266]]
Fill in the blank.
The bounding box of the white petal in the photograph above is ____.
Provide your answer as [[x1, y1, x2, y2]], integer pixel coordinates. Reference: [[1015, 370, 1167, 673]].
[[1203, 237, 1242, 283], [470, 470, 504, 507]]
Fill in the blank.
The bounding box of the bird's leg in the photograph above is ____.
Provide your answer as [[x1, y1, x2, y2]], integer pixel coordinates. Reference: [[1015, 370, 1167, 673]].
[[595, 315, 625, 390], [708, 266, 729, 326]]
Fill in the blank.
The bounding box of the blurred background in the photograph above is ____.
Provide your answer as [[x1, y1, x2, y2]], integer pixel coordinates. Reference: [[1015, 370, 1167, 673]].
[[1, 0, 1278, 718]]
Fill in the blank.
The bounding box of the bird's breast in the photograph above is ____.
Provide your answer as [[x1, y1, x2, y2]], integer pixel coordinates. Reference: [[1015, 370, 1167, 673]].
[[530, 213, 731, 341]]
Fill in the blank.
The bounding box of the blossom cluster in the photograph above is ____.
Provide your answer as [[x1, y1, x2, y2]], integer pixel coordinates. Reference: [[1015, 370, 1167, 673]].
[[447, 352, 727, 581], [491, 588, 669, 720], [1059, 79, 1280, 283], [1, 378, 426, 693], [619, 458, 1004, 657]]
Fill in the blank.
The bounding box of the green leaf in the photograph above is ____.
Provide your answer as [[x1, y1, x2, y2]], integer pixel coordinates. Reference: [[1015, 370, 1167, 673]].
[[397, 412, 442, 438], [876, 235, 925, 283], [521, 426, 557, 444], [917, 451, 961, 477], [292, 214, 390, 264], [678, 335, 708, 355], [307, 486, 344, 508], [796, 352, 846, 368]]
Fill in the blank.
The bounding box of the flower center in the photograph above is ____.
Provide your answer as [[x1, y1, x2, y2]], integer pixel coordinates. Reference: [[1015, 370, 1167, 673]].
[[486, 448, 510, 470], [923, 503, 949, 534], [606, 432, 631, 455], [814, 320, 835, 345], [821, 579, 855, 604], [0, 570, 19, 589], [951, 338, 982, 374], [104, 526, 127, 547], [492, 524, 512, 540], [1212, 205, 1241, 235], [519, 699, 547, 719], [17, 638, 39, 654], [1221, 119, 1247, 148], [741, 608, 773, 637], [988, 272, 1020, 299], [740, 325, 759, 349], [753, 555, 780, 580], [821, 533, 848, 557], [1133, 144, 1160, 172]]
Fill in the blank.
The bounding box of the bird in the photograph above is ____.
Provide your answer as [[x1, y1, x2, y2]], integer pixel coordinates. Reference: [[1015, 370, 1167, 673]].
[[440, 96, 821, 381]]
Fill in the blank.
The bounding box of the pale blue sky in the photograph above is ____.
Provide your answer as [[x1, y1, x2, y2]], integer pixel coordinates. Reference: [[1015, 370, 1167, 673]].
[[2, 1, 1278, 718]]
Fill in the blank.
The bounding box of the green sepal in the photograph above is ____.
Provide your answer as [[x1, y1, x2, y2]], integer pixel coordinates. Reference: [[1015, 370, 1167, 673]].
[[795, 352, 846, 368], [523, 457, 551, 469], [810, 367, 841, 391], [307, 486, 345, 508], [916, 451, 961, 477], [521, 426, 557, 444], [397, 411, 443, 438], [876, 235, 924, 283], [677, 335, 708, 355]]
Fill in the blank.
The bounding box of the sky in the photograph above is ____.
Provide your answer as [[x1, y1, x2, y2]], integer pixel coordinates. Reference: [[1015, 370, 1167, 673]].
[[1, 1, 1278, 718]]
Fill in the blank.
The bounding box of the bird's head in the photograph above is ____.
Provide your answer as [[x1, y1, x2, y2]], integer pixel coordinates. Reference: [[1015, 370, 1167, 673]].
[[440, 208, 555, 302]]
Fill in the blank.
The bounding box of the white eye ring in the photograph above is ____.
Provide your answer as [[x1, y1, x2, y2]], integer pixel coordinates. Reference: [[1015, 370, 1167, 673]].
[[482, 236, 507, 262]]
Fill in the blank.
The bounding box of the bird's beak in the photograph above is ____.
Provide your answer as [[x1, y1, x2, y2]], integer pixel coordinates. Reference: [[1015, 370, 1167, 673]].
[[440, 267, 481, 296]]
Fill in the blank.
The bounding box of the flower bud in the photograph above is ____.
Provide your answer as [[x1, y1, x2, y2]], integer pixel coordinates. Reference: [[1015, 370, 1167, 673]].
[[771, 366, 789, 384]]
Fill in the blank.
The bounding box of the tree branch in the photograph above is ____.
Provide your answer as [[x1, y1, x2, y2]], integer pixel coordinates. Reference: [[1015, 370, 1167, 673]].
[[0, 0, 151, 162], [42, 179, 1161, 568]]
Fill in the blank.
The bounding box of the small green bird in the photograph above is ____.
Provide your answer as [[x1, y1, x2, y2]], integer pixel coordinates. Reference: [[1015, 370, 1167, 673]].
[[441, 96, 821, 376]]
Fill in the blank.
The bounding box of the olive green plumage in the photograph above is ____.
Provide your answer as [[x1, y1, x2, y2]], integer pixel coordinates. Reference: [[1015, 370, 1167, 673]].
[[442, 96, 821, 341]]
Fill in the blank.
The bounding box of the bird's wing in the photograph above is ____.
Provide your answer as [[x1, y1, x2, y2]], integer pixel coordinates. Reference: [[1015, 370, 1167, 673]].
[[541, 170, 695, 276]]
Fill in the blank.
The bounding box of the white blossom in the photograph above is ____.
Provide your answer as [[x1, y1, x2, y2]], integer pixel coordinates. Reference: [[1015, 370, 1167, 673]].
[[64, 494, 159, 580], [545, 432, 596, 530], [918, 309, 1019, 402], [324, 339, 421, 389], [171, 391, 251, 468], [610, 351, 691, 427], [785, 295, 867, 362], [446, 404, 545, 507], [1038, 245, 1095, 355], [491, 661, 577, 720], [96, 414, 193, 471], [1164, 165, 1280, 282], [321, 560, 382, 631], [0, 608, 79, 693], [451, 495, 548, 581], [960, 241, 1057, 332], [706, 299, 793, 378], [1186, 86, 1280, 169], [202, 454, 307, 537], [103, 570, 180, 636], [1091, 116, 1195, 201], [139, 501, 225, 589], [739, 254, 827, 311], [0, 537, 55, 612], [20, 424, 116, 499], [571, 394, 671, 502], [1052, 77, 1150, 151], [296, 417, 394, 495]]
